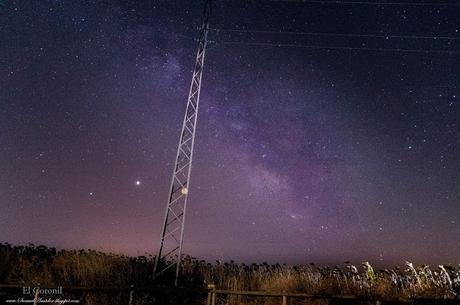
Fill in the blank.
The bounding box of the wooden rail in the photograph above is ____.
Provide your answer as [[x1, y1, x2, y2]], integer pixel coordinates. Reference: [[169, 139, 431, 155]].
[[0, 284, 205, 305], [1, 283, 458, 305], [206, 285, 383, 305], [205, 285, 460, 305]]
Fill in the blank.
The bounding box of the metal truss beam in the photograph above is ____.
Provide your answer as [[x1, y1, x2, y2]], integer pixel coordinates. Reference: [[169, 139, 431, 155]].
[[153, 0, 211, 286]]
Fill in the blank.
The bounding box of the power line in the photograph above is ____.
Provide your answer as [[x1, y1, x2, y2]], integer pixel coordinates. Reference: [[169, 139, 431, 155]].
[[211, 28, 460, 41], [271, 0, 460, 6], [214, 40, 460, 54]]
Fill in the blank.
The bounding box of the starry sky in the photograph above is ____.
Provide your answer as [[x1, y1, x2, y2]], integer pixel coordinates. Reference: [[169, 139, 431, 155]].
[[1, 0, 459, 267]]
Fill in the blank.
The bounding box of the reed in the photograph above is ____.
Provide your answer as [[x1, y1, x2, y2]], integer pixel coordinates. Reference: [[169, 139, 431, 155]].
[[1, 243, 459, 301]]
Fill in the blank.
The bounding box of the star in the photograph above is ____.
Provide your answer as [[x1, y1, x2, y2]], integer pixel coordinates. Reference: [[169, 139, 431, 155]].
[[2, 0, 459, 267]]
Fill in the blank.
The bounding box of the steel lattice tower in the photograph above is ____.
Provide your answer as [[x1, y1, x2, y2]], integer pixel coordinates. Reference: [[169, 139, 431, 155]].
[[153, 0, 211, 286]]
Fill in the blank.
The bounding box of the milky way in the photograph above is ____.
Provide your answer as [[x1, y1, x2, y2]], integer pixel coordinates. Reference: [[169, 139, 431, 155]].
[[1, 0, 459, 267]]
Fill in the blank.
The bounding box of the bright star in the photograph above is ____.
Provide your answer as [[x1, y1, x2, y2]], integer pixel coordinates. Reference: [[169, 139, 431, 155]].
[[135, 180, 141, 186]]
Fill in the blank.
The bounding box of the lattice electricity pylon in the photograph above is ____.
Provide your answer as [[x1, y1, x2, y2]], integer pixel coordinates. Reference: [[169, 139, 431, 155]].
[[153, 0, 211, 286]]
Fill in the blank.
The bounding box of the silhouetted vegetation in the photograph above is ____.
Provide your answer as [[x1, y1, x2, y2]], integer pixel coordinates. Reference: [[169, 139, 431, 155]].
[[1, 243, 459, 304]]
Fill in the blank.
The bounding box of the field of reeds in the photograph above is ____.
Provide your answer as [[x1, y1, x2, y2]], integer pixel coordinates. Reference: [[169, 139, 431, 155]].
[[1, 243, 459, 304]]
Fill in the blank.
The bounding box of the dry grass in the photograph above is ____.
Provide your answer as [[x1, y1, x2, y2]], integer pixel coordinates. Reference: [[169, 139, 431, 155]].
[[182, 258, 460, 299], [0, 243, 154, 288], [1, 243, 459, 304]]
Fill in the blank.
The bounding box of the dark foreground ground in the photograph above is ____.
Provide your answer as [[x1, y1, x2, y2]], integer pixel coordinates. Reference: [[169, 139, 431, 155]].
[[0, 243, 459, 305]]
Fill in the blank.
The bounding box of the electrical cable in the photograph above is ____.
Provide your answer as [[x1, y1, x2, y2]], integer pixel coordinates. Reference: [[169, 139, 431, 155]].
[[270, 0, 460, 6], [210, 28, 460, 41], [213, 40, 460, 54]]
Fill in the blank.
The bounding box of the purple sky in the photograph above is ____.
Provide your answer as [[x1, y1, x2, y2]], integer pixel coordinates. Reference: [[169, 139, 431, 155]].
[[1, 0, 459, 267]]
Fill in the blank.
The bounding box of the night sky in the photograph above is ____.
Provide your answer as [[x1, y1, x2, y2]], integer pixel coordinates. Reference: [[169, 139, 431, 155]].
[[1, 0, 459, 267]]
